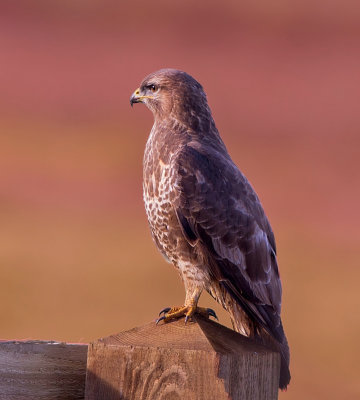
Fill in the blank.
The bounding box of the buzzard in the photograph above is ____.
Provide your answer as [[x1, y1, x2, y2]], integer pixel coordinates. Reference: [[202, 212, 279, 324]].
[[130, 69, 290, 389]]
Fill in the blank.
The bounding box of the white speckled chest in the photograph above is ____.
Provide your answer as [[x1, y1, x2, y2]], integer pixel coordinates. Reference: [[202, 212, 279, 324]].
[[142, 131, 178, 263], [142, 125, 210, 287]]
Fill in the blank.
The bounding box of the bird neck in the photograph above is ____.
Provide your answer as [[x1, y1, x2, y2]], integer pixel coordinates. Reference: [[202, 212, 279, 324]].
[[151, 114, 228, 158]]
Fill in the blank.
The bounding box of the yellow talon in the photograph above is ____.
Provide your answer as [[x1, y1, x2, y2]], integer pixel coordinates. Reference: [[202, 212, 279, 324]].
[[156, 306, 218, 324]]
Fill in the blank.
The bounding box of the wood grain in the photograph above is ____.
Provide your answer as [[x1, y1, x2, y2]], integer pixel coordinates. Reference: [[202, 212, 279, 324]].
[[85, 316, 280, 400], [0, 340, 88, 400]]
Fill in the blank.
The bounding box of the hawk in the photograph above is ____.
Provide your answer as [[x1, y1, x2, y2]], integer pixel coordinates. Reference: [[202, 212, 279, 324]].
[[130, 69, 290, 389]]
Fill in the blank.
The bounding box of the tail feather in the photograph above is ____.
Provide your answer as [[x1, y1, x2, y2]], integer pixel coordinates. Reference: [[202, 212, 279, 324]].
[[230, 304, 291, 390], [257, 324, 290, 390], [209, 280, 291, 389]]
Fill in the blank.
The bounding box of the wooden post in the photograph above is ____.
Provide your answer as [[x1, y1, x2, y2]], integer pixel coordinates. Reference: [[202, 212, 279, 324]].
[[0, 340, 88, 400], [85, 316, 280, 400]]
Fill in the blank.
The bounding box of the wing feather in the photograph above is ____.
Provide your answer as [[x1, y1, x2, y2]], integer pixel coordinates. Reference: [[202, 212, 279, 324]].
[[172, 143, 283, 337]]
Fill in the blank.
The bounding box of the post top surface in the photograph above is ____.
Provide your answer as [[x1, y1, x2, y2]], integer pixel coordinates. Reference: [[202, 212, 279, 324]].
[[95, 316, 277, 356]]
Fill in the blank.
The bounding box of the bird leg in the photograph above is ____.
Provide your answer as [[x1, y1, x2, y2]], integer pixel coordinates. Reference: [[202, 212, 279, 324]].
[[156, 300, 218, 324], [156, 277, 218, 324]]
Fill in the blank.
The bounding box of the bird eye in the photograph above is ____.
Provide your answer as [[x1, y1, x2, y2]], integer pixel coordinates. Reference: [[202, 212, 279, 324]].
[[148, 84, 158, 93]]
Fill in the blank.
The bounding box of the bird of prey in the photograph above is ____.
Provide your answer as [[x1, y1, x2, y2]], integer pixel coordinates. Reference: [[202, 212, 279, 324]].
[[130, 69, 290, 389]]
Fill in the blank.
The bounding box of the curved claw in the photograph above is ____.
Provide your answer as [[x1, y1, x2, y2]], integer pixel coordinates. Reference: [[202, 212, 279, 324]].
[[184, 314, 191, 324], [207, 308, 218, 320], [158, 307, 171, 317], [156, 315, 166, 325]]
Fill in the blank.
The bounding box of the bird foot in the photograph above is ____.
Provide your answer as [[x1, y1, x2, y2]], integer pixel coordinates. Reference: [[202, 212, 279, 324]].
[[156, 305, 218, 324]]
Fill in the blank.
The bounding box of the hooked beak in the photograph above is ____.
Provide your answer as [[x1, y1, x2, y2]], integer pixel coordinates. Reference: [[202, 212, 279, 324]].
[[130, 88, 141, 107], [130, 87, 155, 107]]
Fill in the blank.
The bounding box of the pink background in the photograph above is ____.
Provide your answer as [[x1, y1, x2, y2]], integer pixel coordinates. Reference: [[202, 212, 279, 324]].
[[0, 1, 359, 398]]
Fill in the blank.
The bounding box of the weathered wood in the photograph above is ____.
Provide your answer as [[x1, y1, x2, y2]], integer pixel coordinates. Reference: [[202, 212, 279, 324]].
[[0, 340, 88, 400], [85, 316, 280, 400]]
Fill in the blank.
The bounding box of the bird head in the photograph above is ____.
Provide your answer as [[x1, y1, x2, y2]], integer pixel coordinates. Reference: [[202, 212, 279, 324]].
[[130, 69, 209, 123]]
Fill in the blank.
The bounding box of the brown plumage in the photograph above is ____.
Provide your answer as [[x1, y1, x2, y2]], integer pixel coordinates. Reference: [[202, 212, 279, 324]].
[[130, 68, 290, 389]]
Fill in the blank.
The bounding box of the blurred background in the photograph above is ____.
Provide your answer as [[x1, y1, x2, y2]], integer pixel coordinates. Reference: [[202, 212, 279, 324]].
[[0, 0, 359, 398]]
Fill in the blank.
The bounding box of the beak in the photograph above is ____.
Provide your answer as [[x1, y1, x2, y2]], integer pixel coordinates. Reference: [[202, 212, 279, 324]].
[[130, 87, 155, 107], [130, 88, 141, 107]]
